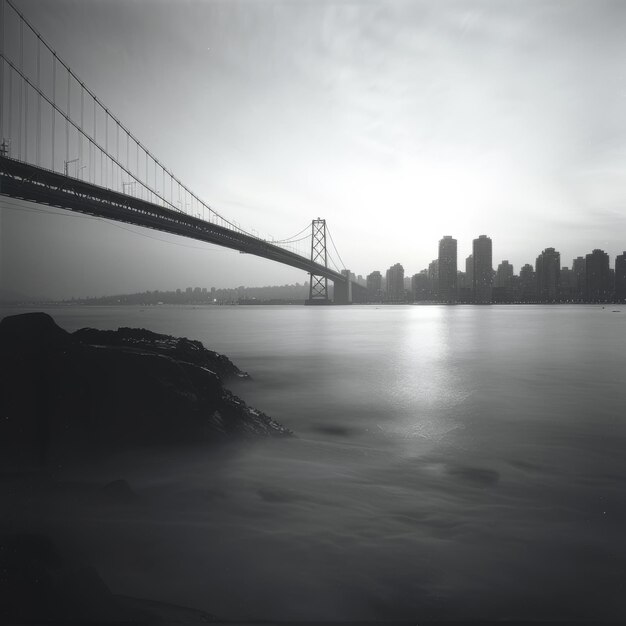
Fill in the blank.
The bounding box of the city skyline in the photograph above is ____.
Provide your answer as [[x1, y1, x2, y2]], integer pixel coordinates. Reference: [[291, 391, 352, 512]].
[[5, 235, 625, 304], [364, 235, 625, 304], [23, 235, 622, 305]]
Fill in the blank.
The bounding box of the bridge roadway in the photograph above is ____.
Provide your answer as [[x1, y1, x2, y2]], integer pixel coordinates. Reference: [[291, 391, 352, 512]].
[[0, 156, 361, 301]]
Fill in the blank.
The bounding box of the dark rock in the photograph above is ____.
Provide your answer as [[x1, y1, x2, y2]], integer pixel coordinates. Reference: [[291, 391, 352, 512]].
[[73, 326, 250, 380], [0, 313, 291, 467]]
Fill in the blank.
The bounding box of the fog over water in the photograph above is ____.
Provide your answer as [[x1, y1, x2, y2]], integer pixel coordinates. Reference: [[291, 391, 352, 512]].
[[2, 304, 626, 620]]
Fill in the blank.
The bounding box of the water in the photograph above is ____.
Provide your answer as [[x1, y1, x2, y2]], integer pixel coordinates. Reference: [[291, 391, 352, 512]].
[[2, 304, 626, 620]]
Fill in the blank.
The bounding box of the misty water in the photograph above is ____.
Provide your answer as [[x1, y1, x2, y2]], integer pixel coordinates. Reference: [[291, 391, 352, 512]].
[[3, 304, 626, 620]]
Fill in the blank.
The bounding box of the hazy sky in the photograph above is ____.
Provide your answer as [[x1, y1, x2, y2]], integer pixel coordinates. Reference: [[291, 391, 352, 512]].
[[2, 0, 626, 299]]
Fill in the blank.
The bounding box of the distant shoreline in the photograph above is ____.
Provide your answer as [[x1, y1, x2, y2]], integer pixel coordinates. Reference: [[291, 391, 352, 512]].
[[1, 301, 623, 309]]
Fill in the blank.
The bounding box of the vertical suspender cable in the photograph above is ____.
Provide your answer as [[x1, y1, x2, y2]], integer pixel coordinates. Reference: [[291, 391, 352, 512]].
[[0, 0, 4, 144], [116, 121, 119, 190], [24, 21, 29, 162], [36, 36, 41, 166], [79, 83, 83, 177], [105, 109, 108, 187], [7, 68, 10, 157], [92, 93, 96, 183], [65, 68, 69, 168], [51, 54, 55, 169], [18, 16, 22, 159], [101, 106, 104, 185]]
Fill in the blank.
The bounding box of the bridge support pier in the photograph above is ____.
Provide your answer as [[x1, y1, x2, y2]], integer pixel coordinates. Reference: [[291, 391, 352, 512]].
[[333, 278, 352, 305]]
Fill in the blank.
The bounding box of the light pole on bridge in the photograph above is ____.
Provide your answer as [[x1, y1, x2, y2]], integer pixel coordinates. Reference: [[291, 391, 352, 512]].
[[63, 159, 86, 179], [122, 181, 136, 195]]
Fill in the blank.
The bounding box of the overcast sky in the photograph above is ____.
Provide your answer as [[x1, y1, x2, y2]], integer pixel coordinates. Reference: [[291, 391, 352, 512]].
[[2, 0, 626, 299]]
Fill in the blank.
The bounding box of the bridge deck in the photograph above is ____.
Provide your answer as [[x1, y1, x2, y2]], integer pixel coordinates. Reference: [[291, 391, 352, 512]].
[[0, 156, 353, 284]]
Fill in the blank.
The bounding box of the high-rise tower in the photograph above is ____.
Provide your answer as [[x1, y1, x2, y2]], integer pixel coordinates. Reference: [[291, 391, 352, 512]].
[[385, 263, 405, 302], [438, 236, 458, 303], [473, 235, 493, 304], [536, 248, 560, 302], [616, 252, 626, 303], [519, 264, 536, 302], [585, 249, 611, 303], [572, 257, 586, 301], [366, 271, 383, 302]]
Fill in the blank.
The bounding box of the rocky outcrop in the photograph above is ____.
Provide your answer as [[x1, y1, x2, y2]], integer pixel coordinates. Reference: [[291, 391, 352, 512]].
[[73, 325, 249, 381], [0, 313, 291, 467]]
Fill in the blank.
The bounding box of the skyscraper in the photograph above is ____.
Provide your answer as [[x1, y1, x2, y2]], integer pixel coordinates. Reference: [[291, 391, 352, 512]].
[[493, 260, 514, 303], [519, 264, 536, 302], [585, 249, 611, 302], [495, 261, 514, 288], [473, 235, 493, 304], [465, 254, 474, 287], [536, 248, 560, 302], [572, 256, 586, 301], [616, 252, 626, 303], [438, 236, 457, 303], [459, 254, 474, 302], [457, 270, 467, 289], [412, 271, 429, 302], [386, 263, 405, 302], [559, 267, 575, 301], [366, 271, 383, 302], [427, 259, 439, 300]]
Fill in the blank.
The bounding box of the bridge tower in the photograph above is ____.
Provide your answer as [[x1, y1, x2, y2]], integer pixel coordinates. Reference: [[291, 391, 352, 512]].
[[307, 218, 330, 305]]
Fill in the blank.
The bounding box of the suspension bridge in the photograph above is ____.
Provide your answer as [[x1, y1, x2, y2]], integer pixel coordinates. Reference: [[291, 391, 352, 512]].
[[0, 0, 363, 304]]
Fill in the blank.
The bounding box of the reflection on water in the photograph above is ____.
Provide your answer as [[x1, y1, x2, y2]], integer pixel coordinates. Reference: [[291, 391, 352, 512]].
[[2, 304, 626, 620]]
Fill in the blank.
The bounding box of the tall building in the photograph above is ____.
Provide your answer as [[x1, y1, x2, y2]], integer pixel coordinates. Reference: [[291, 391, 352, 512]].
[[465, 255, 474, 286], [616, 252, 626, 303], [509, 274, 522, 302], [412, 271, 429, 301], [559, 267, 575, 301], [457, 270, 467, 289], [459, 254, 474, 302], [473, 235, 493, 303], [495, 261, 514, 289], [438, 236, 457, 303], [536, 247, 560, 302], [585, 249, 611, 302], [493, 260, 514, 303], [427, 259, 439, 300], [366, 271, 383, 302], [386, 263, 405, 302], [572, 257, 586, 301]]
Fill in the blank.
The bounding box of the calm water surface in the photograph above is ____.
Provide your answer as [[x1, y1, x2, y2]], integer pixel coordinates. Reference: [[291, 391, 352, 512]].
[[3, 304, 626, 620]]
